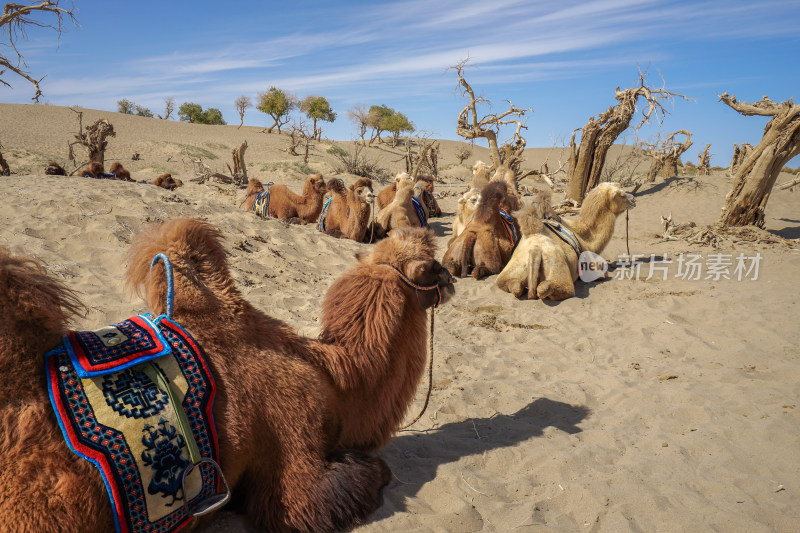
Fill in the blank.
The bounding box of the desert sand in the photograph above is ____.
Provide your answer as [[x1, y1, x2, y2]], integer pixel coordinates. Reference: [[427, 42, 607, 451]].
[[1, 103, 799, 532]]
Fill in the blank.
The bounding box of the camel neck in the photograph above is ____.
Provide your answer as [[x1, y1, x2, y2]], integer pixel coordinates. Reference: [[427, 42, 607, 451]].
[[566, 210, 617, 254]]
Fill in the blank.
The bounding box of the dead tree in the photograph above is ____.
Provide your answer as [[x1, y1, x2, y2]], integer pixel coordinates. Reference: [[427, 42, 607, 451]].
[[405, 136, 439, 178], [451, 59, 532, 178], [642, 130, 693, 182], [728, 142, 753, 177], [718, 93, 800, 227], [286, 120, 315, 164], [157, 97, 175, 120], [235, 95, 252, 129], [565, 71, 687, 204], [0, 142, 10, 175], [227, 141, 248, 186], [67, 110, 116, 170], [1, 1, 77, 101], [696, 144, 711, 175]]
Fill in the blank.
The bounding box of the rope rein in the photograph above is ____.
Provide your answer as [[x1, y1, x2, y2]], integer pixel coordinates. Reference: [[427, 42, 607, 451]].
[[400, 306, 435, 430], [149, 253, 175, 318]]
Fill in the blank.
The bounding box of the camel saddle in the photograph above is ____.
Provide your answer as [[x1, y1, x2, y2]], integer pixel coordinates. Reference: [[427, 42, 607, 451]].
[[44, 312, 230, 533], [252, 182, 274, 219]]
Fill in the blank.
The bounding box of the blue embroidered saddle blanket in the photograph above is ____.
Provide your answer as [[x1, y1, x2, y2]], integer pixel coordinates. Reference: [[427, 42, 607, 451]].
[[411, 195, 428, 227], [252, 182, 274, 219], [45, 314, 221, 533]]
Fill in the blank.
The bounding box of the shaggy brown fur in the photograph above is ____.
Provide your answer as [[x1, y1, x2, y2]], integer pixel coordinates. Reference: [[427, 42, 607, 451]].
[[1, 220, 454, 532], [442, 181, 520, 279], [82, 161, 104, 178], [496, 182, 635, 300], [126, 219, 454, 531], [0, 249, 111, 532], [108, 162, 133, 182], [322, 177, 375, 242], [239, 175, 327, 224], [44, 161, 67, 176], [152, 173, 180, 190]]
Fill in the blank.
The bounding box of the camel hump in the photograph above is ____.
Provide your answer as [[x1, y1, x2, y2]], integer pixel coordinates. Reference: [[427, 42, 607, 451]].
[[327, 178, 347, 195]]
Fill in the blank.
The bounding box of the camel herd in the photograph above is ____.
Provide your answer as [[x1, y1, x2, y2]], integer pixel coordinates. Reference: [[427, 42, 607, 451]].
[[0, 160, 634, 532], [238, 160, 634, 302], [44, 160, 183, 191]]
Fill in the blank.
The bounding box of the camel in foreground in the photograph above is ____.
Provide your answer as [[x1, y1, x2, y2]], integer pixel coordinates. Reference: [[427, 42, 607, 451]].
[[321, 177, 375, 242], [240, 175, 327, 224], [0, 220, 454, 532], [496, 182, 635, 300], [442, 181, 520, 279]]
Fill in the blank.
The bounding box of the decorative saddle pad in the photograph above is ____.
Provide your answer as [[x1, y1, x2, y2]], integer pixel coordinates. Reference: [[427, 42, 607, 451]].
[[252, 184, 273, 219], [45, 314, 221, 533], [411, 195, 428, 227]]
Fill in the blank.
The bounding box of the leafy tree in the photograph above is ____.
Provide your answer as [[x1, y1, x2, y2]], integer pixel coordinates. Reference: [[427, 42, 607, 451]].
[[366, 104, 394, 145], [117, 99, 135, 114], [178, 102, 204, 123], [257, 87, 297, 133], [300, 95, 336, 140], [383, 112, 414, 147], [178, 102, 225, 125]]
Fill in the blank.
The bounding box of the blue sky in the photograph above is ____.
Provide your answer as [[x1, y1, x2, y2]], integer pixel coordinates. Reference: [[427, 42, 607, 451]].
[[3, 0, 800, 165]]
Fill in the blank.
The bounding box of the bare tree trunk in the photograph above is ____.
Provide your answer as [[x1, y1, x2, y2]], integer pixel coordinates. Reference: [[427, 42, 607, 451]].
[[231, 141, 248, 186], [697, 144, 712, 175], [0, 147, 10, 176], [719, 93, 800, 227], [728, 142, 753, 177], [643, 130, 693, 183], [68, 110, 116, 165], [565, 74, 686, 204]]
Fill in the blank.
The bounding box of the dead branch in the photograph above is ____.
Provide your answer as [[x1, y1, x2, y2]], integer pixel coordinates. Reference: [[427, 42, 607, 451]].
[[230, 140, 248, 186], [642, 130, 693, 182], [697, 143, 711, 176], [67, 109, 116, 168]]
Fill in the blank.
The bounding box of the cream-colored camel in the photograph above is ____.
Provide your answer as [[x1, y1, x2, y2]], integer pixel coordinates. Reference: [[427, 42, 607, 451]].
[[452, 188, 481, 238], [496, 182, 635, 300]]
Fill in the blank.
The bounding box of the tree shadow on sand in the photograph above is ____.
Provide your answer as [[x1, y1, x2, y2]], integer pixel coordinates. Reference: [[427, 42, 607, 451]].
[[371, 397, 590, 519]]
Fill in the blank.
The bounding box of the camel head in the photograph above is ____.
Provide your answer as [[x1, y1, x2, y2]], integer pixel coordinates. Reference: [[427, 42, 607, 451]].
[[360, 227, 455, 308], [0, 248, 84, 356], [307, 173, 327, 195], [472, 160, 489, 180], [589, 182, 636, 215], [458, 188, 481, 218], [83, 161, 104, 178], [154, 173, 181, 191], [350, 177, 375, 204]]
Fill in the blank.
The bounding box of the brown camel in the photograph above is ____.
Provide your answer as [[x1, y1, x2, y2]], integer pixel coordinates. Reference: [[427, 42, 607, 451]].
[[82, 161, 104, 178], [0, 220, 454, 532], [153, 173, 182, 190], [45, 161, 67, 176], [108, 162, 133, 182], [453, 187, 481, 238], [496, 182, 635, 300], [320, 177, 376, 242], [376, 172, 411, 210], [373, 175, 430, 239], [442, 181, 521, 279], [240, 175, 327, 224]]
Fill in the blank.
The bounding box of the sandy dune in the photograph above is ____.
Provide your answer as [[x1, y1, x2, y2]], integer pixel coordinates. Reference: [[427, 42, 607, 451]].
[[1, 103, 799, 532]]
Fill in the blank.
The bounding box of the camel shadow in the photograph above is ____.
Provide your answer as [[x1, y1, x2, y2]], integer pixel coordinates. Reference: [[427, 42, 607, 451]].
[[371, 398, 589, 519], [427, 218, 452, 238], [635, 176, 701, 197], [769, 218, 800, 240]]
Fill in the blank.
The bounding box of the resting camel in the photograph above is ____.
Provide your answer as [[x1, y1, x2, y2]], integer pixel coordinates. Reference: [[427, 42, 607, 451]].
[[373, 175, 417, 239], [153, 173, 182, 190], [0, 220, 454, 532], [108, 162, 133, 182], [442, 181, 520, 279], [452, 188, 481, 238], [239, 175, 327, 224], [378, 173, 441, 218], [496, 182, 636, 300], [45, 161, 67, 176], [320, 177, 375, 242], [81, 161, 104, 178]]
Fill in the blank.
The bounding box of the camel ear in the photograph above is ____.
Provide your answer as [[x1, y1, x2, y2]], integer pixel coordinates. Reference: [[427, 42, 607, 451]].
[[407, 259, 434, 281]]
